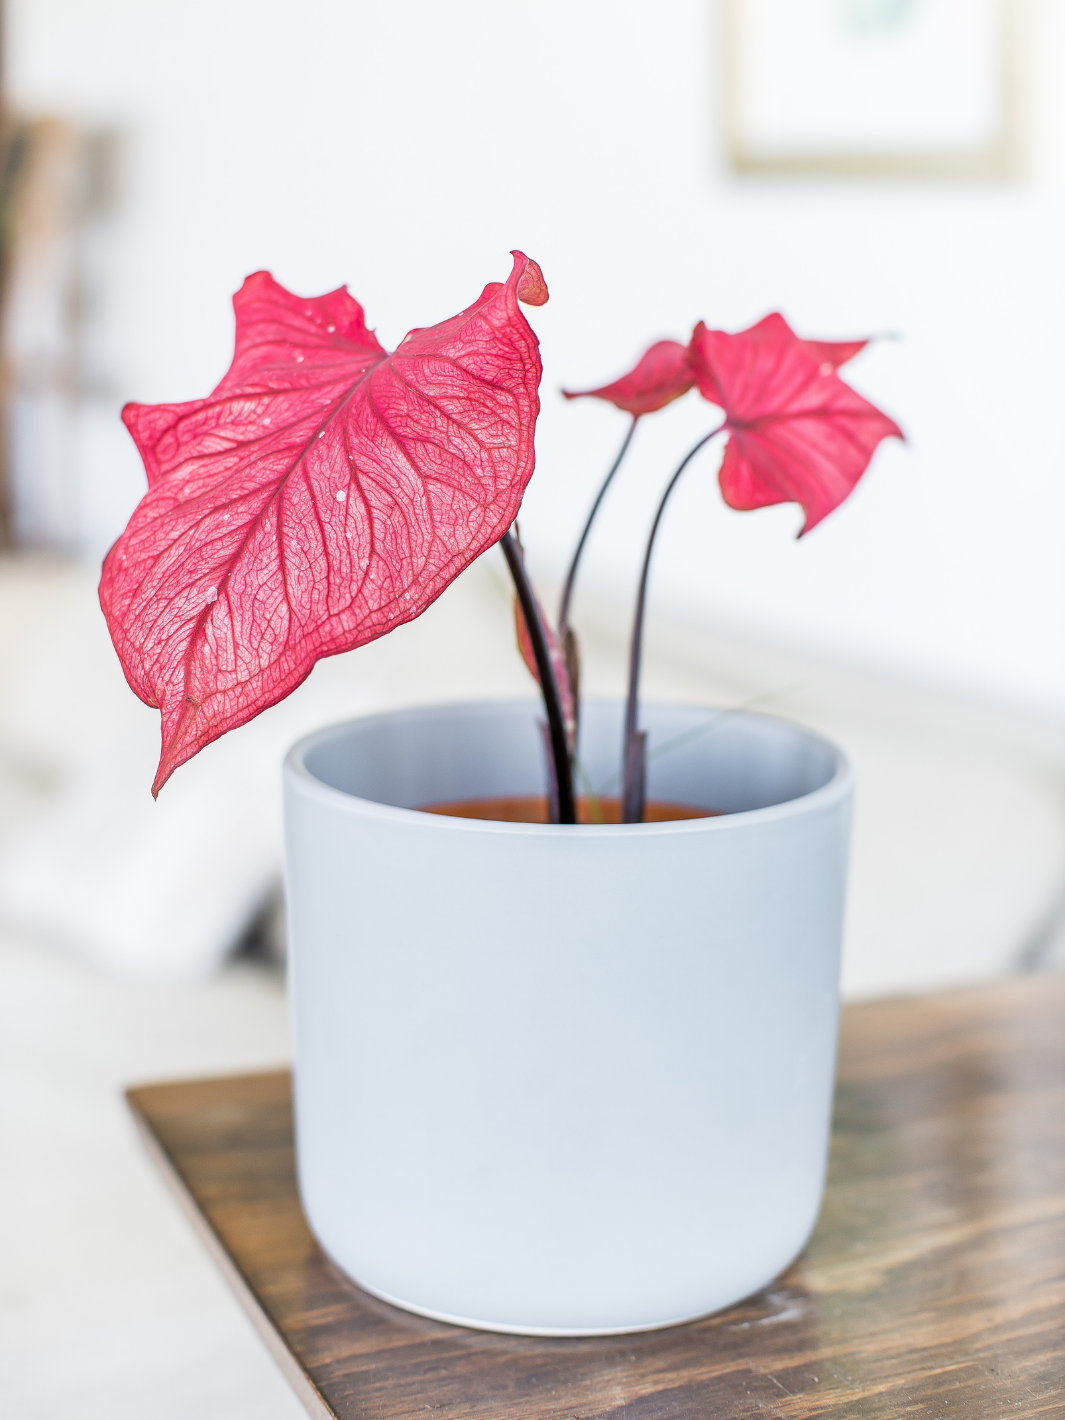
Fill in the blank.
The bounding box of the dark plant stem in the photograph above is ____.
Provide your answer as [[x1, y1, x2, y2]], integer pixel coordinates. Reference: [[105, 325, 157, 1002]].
[[558, 415, 638, 632], [501, 530, 577, 825], [621, 425, 724, 823]]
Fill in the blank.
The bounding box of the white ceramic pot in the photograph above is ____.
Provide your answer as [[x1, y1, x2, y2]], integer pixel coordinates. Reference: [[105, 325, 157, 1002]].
[[284, 699, 853, 1336]]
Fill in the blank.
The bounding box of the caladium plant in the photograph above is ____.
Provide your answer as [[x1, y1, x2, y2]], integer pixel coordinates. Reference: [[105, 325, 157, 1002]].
[[101, 254, 901, 824]]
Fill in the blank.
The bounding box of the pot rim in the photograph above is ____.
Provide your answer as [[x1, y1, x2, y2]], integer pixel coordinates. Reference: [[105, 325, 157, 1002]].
[[285, 698, 853, 838]]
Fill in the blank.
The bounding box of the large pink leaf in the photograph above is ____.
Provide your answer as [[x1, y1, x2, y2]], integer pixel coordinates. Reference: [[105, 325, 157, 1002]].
[[562, 339, 692, 417], [101, 252, 548, 794], [688, 313, 901, 534]]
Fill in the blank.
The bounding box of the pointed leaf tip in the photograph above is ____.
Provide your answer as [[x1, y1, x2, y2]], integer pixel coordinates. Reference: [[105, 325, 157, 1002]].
[[513, 252, 549, 306]]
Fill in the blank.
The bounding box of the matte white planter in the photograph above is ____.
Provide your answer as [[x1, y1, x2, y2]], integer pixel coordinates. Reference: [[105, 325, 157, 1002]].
[[284, 699, 853, 1336]]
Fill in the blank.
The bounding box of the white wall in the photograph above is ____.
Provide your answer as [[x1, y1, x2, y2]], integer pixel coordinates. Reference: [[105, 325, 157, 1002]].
[[9, 0, 1065, 713]]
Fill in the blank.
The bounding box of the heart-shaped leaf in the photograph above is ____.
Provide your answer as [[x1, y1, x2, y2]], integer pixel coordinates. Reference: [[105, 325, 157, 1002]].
[[688, 313, 901, 534], [101, 252, 548, 794], [562, 339, 692, 417]]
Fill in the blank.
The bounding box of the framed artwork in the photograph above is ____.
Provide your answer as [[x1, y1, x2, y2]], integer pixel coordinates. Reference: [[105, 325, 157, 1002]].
[[722, 0, 1020, 177]]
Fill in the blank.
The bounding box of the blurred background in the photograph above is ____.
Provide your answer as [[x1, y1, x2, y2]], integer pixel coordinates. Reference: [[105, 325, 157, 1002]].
[[3, 2, 1064, 1416]]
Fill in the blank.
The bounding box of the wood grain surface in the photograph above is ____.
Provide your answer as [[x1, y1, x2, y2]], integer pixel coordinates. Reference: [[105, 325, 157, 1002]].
[[127, 974, 1065, 1419]]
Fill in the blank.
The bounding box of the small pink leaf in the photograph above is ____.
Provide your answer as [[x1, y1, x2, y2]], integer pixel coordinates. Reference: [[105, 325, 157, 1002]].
[[562, 339, 692, 417], [513, 591, 576, 755], [688, 313, 902, 535], [101, 252, 547, 794]]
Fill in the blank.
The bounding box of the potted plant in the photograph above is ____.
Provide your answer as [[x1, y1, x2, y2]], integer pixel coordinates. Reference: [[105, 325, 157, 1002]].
[[101, 252, 901, 1335]]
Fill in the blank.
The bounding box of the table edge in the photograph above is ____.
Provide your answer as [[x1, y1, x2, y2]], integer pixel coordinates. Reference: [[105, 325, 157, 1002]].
[[126, 1091, 338, 1420]]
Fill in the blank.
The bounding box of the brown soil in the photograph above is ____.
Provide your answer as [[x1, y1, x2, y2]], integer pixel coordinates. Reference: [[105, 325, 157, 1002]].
[[415, 795, 718, 825]]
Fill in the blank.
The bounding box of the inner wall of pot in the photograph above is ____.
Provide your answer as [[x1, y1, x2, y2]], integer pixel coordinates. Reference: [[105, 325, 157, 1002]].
[[301, 700, 841, 815]]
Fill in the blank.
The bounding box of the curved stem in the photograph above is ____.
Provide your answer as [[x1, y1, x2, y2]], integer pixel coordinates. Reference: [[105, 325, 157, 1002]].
[[558, 415, 638, 632], [621, 425, 724, 823], [501, 531, 577, 825]]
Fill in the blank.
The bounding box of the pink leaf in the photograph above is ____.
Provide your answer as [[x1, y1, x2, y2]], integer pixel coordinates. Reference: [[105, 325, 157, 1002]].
[[562, 339, 692, 417], [688, 313, 902, 535], [513, 591, 577, 755], [688, 317, 868, 409], [101, 252, 548, 794]]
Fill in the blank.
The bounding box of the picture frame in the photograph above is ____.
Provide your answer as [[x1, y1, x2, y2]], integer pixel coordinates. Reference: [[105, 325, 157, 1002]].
[[722, 0, 1020, 178]]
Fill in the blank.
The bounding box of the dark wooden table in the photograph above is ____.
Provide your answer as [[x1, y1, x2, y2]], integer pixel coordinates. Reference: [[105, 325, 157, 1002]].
[[128, 974, 1065, 1419]]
